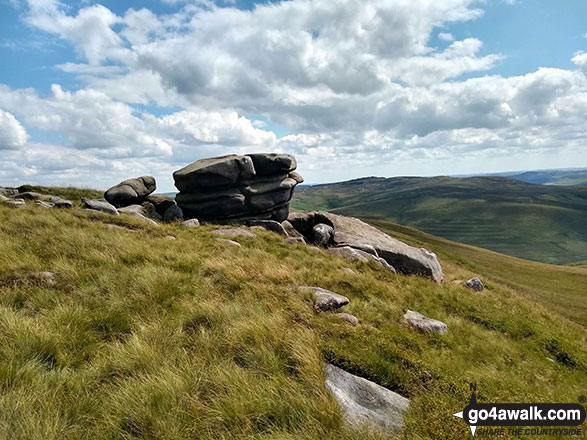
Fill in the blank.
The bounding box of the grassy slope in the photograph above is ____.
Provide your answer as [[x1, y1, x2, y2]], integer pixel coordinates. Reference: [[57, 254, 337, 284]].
[[0, 195, 586, 440], [291, 176, 587, 265]]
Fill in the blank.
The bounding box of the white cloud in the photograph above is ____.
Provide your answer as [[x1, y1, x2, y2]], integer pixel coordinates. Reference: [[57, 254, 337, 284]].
[[438, 32, 455, 42], [0, 109, 28, 149], [0, 0, 583, 190]]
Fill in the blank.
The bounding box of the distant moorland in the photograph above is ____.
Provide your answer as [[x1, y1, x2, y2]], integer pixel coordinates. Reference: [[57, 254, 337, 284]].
[[291, 176, 587, 265]]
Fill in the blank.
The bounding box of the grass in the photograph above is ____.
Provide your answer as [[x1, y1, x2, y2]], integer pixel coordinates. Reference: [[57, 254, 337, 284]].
[[16, 185, 104, 206], [291, 176, 587, 265], [0, 200, 586, 439]]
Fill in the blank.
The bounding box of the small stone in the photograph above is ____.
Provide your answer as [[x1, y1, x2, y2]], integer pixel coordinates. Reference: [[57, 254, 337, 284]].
[[181, 219, 200, 228], [465, 277, 484, 292], [166, 235, 176, 240], [401, 310, 447, 334], [337, 313, 359, 325], [212, 227, 255, 238], [37, 271, 56, 286], [214, 238, 241, 247], [299, 286, 349, 313], [342, 267, 355, 275]]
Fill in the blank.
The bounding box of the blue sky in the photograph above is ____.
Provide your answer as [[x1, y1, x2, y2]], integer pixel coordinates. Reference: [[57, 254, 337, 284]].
[[0, 0, 586, 191]]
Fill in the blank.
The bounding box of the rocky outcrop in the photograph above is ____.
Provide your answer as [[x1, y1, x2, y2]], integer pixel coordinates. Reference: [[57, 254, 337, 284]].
[[50, 196, 73, 208], [299, 286, 349, 313], [287, 211, 443, 282], [401, 310, 447, 334], [465, 277, 484, 292], [324, 364, 409, 435], [173, 153, 302, 222], [104, 176, 156, 207], [0, 187, 18, 197]]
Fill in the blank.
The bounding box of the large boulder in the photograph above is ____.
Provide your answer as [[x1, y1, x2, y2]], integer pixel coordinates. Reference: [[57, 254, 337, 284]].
[[465, 277, 484, 292], [173, 153, 302, 222], [104, 176, 156, 207], [288, 211, 443, 282], [324, 364, 409, 435]]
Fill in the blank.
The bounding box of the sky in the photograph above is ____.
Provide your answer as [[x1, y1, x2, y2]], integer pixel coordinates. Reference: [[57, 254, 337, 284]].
[[0, 0, 586, 191]]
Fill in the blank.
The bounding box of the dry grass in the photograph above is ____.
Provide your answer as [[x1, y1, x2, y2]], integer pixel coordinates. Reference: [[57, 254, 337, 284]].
[[0, 199, 586, 439]]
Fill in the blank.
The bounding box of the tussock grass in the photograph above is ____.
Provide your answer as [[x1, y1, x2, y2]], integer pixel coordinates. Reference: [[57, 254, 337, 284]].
[[0, 201, 586, 439]]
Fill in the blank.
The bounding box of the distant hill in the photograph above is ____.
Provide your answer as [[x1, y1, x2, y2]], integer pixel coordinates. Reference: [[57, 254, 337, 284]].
[[291, 176, 587, 265], [486, 168, 587, 186]]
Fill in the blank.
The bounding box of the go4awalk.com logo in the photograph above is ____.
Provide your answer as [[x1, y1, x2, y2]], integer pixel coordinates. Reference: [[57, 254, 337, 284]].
[[452, 384, 586, 437]]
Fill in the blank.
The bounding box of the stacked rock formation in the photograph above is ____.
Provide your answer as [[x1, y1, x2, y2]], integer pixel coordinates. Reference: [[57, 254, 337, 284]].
[[173, 153, 303, 222]]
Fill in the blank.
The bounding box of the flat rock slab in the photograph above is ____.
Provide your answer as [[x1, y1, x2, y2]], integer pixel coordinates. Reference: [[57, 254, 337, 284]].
[[465, 277, 484, 292], [402, 310, 447, 334], [247, 220, 287, 236], [214, 238, 241, 247], [299, 286, 349, 313], [50, 196, 73, 208], [83, 198, 119, 216], [324, 364, 409, 435], [212, 228, 255, 238]]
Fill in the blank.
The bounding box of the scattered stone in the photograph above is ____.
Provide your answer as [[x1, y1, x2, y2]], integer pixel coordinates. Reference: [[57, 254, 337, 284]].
[[312, 223, 334, 246], [166, 235, 176, 240], [0, 194, 9, 202], [465, 277, 484, 292], [337, 312, 359, 325], [212, 228, 255, 238], [307, 246, 322, 252], [82, 198, 119, 215], [247, 220, 287, 236], [104, 176, 156, 207], [14, 191, 43, 200], [342, 267, 355, 275], [50, 196, 73, 208], [401, 310, 447, 335], [35, 200, 54, 208], [181, 218, 200, 228], [214, 238, 241, 247], [285, 236, 306, 245], [324, 364, 409, 435], [173, 153, 302, 222], [287, 211, 443, 282], [163, 204, 184, 222], [327, 246, 396, 273], [300, 286, 349, 313]]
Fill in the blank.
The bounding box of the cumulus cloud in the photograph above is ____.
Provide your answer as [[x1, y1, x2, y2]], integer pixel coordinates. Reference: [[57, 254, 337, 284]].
[[0, 0, 583, 189], [0, 109, 28, 149]]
